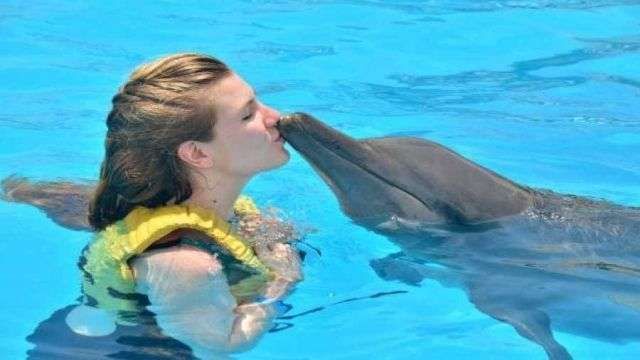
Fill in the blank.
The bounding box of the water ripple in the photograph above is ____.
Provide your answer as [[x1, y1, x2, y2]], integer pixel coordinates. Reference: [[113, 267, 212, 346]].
[[340, 0, 640, 14], [157, 13, 220, 26], [515, 36, 640, 72], [25, 32, 143, 62], [235, 41, 336, 62], [354, 35, 640, 122]]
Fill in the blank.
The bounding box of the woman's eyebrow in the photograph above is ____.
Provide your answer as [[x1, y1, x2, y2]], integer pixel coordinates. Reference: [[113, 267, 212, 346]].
[[240, 97, 257, 111]]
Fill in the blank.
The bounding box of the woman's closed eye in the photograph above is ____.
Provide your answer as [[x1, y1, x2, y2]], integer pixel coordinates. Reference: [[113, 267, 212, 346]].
[[242, 112, 255, 121]]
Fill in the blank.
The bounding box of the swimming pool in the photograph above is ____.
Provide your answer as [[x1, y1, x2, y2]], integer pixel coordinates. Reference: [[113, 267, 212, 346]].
[[1, 0, 639, 358]]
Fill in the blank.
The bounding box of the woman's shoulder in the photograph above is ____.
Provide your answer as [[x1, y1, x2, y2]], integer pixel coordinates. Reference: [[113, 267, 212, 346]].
[[132, 244, 224, 280], [131, 243, 238, 311]]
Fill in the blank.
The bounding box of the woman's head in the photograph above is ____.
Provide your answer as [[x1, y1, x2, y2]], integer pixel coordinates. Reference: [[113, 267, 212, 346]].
[[89, 53, 288, 230], [184, 72, 288, 177]]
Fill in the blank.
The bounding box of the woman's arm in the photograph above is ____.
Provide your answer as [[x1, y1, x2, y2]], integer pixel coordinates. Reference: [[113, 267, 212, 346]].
[[131, 245, 276, 355], [254, 242, 303, 300]]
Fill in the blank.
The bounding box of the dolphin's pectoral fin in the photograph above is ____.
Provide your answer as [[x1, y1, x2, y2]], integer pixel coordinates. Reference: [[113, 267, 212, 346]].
[[370, 253, 424, 286], [469, 292, 572, 360], [1, 176, 94, 231], [370, 252, 449, 286]]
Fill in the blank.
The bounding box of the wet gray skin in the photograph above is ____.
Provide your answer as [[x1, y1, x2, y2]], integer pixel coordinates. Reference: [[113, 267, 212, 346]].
[[277, 112, 640, 360], [278, 112, 534, 232]]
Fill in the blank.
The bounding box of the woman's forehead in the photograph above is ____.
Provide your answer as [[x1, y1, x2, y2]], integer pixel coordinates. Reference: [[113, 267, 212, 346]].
[[209, 73, 255, 112]]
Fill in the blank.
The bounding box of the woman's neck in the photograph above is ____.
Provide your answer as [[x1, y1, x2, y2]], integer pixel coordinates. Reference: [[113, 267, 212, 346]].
[[184, 172, 250, 221]]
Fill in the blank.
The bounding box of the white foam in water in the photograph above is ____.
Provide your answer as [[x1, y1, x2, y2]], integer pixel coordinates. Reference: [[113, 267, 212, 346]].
[[64, 305, 116, 337]]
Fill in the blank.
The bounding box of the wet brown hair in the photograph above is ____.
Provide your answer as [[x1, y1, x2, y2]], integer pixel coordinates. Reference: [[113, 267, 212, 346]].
[[88, 53, 232, 230]]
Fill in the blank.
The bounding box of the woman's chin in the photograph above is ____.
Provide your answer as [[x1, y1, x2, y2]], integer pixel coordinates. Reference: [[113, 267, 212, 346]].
[[272, 149, 290, 169], [280, 147, 290, 162], [272, 148, 291, 169], [252, 151, 290, 175]]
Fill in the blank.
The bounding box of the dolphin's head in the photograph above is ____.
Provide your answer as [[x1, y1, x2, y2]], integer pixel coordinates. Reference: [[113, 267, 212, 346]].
[[278, 113, 532, 233], [277, 112, 446, 233]]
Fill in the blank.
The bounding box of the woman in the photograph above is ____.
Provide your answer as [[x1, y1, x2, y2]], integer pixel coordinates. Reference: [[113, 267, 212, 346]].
[[26, 53, 303, 359]]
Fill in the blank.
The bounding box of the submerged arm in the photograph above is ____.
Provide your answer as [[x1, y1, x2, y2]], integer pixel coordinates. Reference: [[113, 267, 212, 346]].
[[132, 245, 285, 354]]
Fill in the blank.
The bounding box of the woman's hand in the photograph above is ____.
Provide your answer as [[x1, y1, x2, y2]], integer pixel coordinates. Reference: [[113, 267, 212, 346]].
[[254, 243, 303, 300], [254, 242, 303, 282]]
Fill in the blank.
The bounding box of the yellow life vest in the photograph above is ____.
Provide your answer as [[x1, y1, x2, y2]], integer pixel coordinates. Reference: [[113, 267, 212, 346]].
[[79, 196, 272, 325]]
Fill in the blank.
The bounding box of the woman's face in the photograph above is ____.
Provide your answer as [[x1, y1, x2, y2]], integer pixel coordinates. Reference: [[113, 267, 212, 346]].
[[202, 73, 290, 177]]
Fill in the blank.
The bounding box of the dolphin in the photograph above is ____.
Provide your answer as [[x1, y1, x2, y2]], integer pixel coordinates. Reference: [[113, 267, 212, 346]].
[[277, 112, 640, 360], [1, 176, 94, 230]]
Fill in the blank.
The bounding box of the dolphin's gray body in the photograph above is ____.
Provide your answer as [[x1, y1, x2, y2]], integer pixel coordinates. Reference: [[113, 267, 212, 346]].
[[278, 113, 640, 360]]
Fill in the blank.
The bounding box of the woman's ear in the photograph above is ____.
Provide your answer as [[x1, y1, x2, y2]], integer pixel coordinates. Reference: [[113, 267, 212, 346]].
[[177, 141, 214, 169]]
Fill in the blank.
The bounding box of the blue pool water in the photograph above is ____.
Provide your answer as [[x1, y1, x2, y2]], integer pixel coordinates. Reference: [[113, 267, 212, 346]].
[[1, 1, 639, 358]]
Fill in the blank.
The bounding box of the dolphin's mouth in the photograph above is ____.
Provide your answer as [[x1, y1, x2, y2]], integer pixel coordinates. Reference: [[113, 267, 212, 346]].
[[278, 112, 367, 162], [277, 113, 386, 187]]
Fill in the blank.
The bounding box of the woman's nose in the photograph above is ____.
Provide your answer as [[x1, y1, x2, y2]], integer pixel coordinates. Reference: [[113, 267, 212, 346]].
[[261, 103, 281, 127]]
